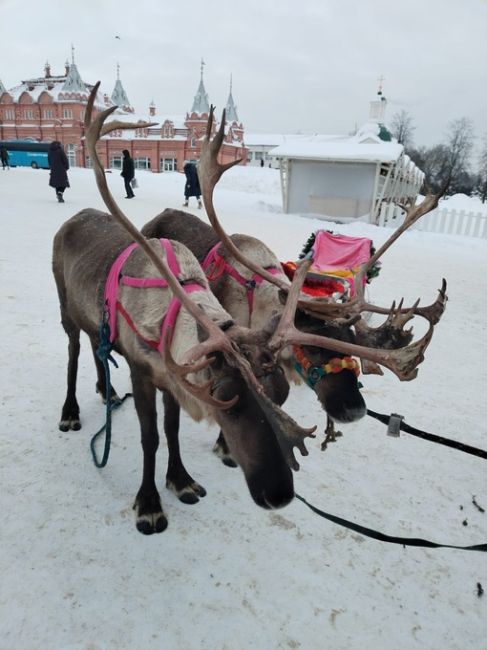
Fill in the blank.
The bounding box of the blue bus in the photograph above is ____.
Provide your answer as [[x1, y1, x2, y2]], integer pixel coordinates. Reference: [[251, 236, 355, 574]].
[[0, 140, 50, 169]]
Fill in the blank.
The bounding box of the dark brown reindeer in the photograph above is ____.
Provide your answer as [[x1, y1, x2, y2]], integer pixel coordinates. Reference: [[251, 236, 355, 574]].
[[54, 84, 325, 534], [142, 107, 447, 460]]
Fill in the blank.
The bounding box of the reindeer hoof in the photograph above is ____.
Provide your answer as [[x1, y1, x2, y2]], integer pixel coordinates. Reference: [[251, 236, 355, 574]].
[[59, 418, 81, 432], [136, 512, 168, 535], [166, 478, 207, 504], [134, 492, 167, 534]]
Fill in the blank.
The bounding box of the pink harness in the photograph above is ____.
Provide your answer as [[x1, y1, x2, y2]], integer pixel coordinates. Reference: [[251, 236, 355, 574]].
[[202, 241, 281, 317], [104, 239, 203, 354]]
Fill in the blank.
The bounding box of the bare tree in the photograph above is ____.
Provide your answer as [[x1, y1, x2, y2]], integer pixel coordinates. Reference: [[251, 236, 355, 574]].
[[390, 109, 416, 149], [477, 134, 487, 203], [444, 117, 474, 182], [408, 117, 475, 194]]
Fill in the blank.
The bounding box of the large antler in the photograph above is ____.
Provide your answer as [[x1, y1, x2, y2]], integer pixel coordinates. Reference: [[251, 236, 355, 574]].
[[199, 106, 291, 292], [84, 84, 254, 405], [84, 84, 316, 464], [198, 109, 447, 380]]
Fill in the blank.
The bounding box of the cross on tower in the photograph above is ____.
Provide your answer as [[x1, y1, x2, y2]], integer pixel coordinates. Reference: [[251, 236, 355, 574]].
[[377, 74, 385, 94]]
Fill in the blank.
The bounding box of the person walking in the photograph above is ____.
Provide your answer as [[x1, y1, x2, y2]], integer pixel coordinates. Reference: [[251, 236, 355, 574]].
[[183, 160, 202, 208], [121, 149, 135, 199], [48, 141, 70, 202], [1, 145, 10, 170]]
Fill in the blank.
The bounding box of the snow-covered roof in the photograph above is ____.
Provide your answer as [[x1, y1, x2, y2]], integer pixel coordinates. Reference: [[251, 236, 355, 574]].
[[271, 126, 403, 163], [111, 79, 131, 110], [61, 62, 86, 95], [5, 76, 105, 107]]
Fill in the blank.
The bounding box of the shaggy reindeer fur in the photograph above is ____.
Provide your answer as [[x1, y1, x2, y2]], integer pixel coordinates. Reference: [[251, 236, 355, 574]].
[[53, 209, 292, 534]]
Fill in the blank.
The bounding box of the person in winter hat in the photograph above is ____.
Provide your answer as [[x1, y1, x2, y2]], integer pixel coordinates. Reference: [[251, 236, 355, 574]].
[[48, 141, 70, 202], [182, 160, 202, 208], [121, 149, 135, 199]]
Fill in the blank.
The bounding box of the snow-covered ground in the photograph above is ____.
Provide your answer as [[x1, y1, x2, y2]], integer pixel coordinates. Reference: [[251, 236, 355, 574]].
[[1, 166, 486, 650]]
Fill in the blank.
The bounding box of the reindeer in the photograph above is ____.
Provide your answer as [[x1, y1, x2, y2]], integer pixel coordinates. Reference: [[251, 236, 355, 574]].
[[142, 107, 447, 461], [54, 86, 445, 535], [54, 85, 335, 535]]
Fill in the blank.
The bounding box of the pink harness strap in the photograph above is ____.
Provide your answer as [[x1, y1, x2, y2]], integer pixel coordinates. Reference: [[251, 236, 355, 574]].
[[202, 241, 281, 316], [104, 238, 203, 353]]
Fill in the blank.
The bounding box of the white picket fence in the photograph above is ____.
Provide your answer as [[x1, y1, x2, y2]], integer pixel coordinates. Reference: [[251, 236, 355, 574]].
[[377, 203, 487, 238]]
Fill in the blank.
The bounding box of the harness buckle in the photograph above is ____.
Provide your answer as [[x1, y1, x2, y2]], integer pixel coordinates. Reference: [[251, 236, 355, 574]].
[[245, 279, 256, 290], [387, 413, 404, 438]]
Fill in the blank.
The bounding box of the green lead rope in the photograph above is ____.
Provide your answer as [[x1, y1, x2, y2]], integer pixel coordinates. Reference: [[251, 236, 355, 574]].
[[90, 319, 131, 468]]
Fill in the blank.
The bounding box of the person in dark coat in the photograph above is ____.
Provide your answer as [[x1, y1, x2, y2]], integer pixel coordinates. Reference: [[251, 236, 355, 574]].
[[48, 141, 70, 202], [183, 161, 202, 208], [121, 149, 135, 199], [1, 145, 10, 170]]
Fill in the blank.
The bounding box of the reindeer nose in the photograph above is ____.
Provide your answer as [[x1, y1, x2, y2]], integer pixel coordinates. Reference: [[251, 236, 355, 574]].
[[247, 466, 294, 509]]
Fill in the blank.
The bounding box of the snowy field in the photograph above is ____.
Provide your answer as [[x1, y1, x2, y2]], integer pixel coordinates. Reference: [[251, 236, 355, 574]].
[[1, 165, 486, 650]]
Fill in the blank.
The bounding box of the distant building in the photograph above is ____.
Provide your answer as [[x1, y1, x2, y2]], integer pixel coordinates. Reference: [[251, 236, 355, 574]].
[[0, 54, 246, 172], [271, 87, 424, 223]]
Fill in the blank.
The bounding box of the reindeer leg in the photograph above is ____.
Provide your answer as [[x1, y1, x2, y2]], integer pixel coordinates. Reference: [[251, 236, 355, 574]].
[[213, 431, 238, 468], [59, 316, 81, 432], [89, 337, 120, 404], [131, 368, 167, 534], [163, 390, 207, 504]]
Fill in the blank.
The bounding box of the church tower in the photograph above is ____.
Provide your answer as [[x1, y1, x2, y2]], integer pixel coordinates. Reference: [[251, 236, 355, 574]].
[[60, 46, 88, 99], [111, 63, 134, 113], [185, 58, 212, 154], [368, 76, 391, 141], [225, 75, 244, 143]]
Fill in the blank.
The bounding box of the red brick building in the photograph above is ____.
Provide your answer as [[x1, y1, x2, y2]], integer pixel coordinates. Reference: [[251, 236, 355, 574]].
[[0, 56, 246, 172]]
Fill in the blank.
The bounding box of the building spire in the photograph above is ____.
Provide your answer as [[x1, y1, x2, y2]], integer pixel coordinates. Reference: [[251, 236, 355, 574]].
[[190, 57, 210, 115], [225, 74, 239, 123], [0, 77, 5, 95], [111, 63, 133, 112], [62, 46, 86, 94]]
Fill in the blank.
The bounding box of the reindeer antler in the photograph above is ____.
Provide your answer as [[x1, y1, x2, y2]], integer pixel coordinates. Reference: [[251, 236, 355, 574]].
[[84, 84, 317, 464], [199, 106, 291, 292], [198, 107, 448, 381]]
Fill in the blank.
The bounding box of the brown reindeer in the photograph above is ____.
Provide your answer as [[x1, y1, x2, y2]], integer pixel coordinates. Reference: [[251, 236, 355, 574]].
[[142, 107, 447, 461], [53, 85, 325, 535]]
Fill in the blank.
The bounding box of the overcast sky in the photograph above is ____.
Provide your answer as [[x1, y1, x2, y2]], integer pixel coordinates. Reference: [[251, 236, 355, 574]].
[[1, 0, 486, 151]]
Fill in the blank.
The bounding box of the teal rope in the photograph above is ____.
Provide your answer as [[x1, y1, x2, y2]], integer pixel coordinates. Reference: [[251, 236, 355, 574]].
[[90, 319, 131, 468]]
